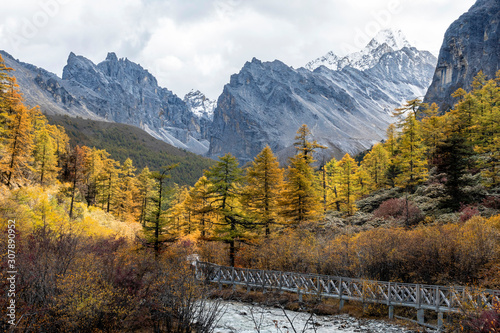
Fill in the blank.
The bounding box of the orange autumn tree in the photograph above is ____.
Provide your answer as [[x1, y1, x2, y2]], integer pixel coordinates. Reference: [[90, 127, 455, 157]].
[[0, 67, 35, 187], [241, 145, 284, 236]]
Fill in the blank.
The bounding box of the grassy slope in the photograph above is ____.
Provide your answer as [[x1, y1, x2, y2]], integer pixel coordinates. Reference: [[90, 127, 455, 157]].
[[47, 115, 215, 186]]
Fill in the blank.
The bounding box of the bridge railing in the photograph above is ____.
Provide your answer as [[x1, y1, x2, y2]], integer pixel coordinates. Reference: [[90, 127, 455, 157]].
[[195, 261, 500, 313]]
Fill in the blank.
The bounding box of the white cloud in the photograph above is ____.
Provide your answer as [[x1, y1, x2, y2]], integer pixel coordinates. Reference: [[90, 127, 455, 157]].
[[0, 0, 476, 99]]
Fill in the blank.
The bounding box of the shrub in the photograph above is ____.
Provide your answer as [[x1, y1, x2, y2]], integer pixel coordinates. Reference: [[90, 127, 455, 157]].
[[482, 195, 500, 210], [461, 302, 500, 332], [460, 204, 480, 222], [356, 188, 401, 213], [373, 197, 424, 226]]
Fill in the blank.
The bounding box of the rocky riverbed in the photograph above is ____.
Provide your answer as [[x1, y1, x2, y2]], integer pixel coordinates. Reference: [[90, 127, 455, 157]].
[[213, 301, 427, 333]]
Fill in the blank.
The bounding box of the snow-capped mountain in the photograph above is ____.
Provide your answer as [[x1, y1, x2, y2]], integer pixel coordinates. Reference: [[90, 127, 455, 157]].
[[209, 46, 437, 164], [305, 29, 412, 71], [183, 90, 216, 121]]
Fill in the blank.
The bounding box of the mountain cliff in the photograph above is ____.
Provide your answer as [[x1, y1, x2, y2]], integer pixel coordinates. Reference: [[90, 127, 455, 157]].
[[423, 0, 500, 111], [209, 38, 436, 164], [1, 51, 210, 155]]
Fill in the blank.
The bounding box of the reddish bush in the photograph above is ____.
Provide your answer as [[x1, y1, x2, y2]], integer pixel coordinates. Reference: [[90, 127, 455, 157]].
[[482, 195, 500, 209], [373, 198, 424, 226], [460, 204, 480, 222], [461, 302, 500, 332]]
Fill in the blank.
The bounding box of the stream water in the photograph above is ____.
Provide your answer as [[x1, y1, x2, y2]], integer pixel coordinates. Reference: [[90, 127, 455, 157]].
[[213, 301, 425, 333]]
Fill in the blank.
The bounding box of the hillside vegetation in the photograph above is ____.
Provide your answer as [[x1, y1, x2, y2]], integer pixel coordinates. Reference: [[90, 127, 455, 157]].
[[47, 115, 214, 186]]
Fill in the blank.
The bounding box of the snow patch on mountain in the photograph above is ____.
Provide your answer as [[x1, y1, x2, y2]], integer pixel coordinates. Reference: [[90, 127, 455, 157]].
[[305, 29, 412, 71], [184, 90, 216, 120]]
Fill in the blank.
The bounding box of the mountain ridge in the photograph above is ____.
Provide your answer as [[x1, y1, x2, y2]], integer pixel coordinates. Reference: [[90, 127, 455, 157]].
[[0, 50, 212, 155], [305, 29, 413, 71], [209, 45, 436, 164], [1, 27, 437, 164]]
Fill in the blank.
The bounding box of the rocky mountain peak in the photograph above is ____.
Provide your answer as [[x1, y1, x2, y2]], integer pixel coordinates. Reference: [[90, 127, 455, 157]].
[[367, 29, 411, 52], [62, 52, 108, 87], [183, 90, 216, 120], [305, 28, 414, 71], [105, 52, 119, 62]]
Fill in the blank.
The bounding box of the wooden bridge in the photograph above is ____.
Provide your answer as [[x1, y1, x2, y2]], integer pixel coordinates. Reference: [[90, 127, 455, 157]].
[[195, 261, 500, 330]]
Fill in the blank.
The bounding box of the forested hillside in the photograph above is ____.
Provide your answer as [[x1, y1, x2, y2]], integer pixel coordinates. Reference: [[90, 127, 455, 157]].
[[46, 115, 214, 186]]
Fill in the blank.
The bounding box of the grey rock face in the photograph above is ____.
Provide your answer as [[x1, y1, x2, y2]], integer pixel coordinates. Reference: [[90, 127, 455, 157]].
[[209, 47, 437, 164], [1, 51, 210, 155], [424, 0, 500, 111]]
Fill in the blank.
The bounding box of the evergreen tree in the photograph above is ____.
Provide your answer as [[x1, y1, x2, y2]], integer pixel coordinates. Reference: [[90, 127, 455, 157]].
[[144, 164, 178, 256], [470, 75, 500, 188], [81, 147, 105, 207], [168, 184, 192, 237], [394, 105, 428, 192], [336, 154, 360, 215], [101, 157, 120, 213], [242, 145, 284, 236], [435, 131, 474, 210], [204, 153, 246, 266]]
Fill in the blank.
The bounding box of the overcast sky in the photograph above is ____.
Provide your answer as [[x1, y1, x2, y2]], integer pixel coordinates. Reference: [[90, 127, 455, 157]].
[[1, 0, 475, 100]]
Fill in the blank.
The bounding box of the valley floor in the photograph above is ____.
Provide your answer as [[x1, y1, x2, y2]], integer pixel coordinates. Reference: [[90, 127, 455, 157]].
[[213, 301, 423, 333]]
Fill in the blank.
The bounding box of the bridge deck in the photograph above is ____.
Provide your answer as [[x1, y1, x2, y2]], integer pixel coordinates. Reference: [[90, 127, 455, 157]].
[[195, 261, 500, 314]]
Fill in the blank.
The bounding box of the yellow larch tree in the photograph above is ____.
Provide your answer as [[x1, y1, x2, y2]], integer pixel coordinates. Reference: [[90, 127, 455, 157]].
[[336, 153, 360, 215], [361, 143, 389, 191], [241, 145, 284, 236], [184, 175, 214, 238], [280, 125, 324, 225]]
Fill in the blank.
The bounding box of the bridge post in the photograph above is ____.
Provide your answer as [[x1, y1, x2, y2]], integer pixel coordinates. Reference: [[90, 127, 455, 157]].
[[262, 271, 266, 294], [279, 271, 283, 295], [435, 286, 440, 311], [246, 268, 250, 293], [231, 267, 235, 292], [317, 277, 321, 300], [339, 277, 344, 310], [417, 284, 424, 325], [218, 267, 222, 291], [437, 312, 443, 329], [417, 284, 421, 308], [388, 282, 393, 320], [417, 309, 425, 325]]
